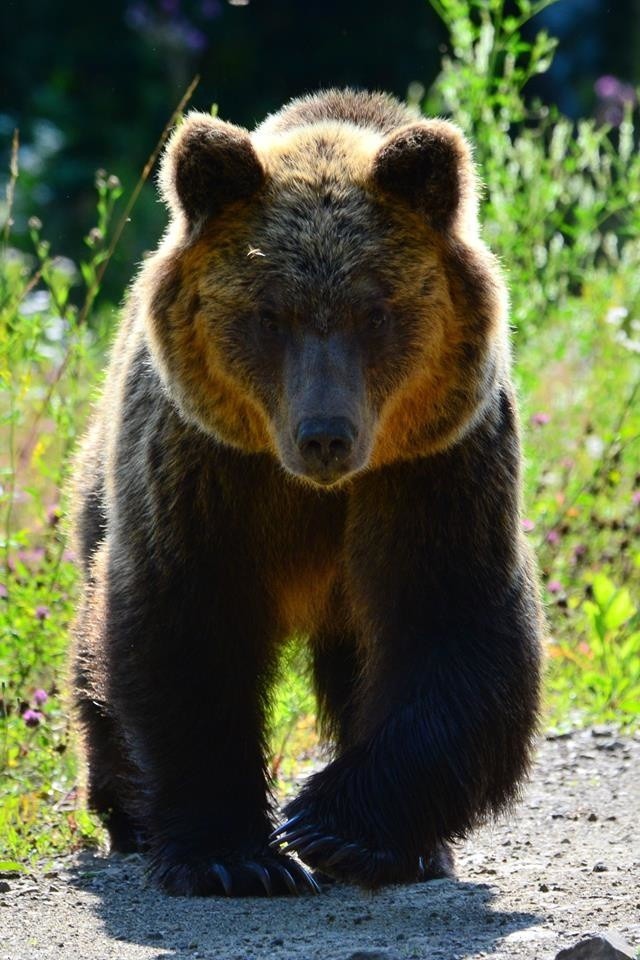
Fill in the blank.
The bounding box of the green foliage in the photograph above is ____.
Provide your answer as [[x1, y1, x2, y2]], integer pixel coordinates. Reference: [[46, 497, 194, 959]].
[[0, 0, 638, 865], [0, 160, 119, 863], [427, 0, 640, 340]]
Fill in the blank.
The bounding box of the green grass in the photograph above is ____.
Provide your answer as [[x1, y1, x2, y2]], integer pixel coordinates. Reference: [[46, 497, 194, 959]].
[[1, 0, 639, 866]]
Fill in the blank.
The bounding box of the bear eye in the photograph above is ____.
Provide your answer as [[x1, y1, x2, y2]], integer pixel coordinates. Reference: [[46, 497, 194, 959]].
[[259, 310, 281, 334], [368, 307, 389, 330]]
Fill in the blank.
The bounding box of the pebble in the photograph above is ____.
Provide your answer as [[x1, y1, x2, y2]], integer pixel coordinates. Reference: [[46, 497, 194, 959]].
[[346, 953, 399, 960], [555, 932, 635, 959], [591, 725, 617, 738]]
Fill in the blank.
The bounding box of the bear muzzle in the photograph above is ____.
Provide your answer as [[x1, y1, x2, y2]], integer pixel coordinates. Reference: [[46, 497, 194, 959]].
[[295, 416, 358, 485]]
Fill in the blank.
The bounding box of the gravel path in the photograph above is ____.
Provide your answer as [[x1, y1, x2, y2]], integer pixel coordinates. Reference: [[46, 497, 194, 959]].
[[1, 727, 639, 960]]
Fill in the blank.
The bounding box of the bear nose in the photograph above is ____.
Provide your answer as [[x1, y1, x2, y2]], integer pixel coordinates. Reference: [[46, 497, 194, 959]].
[[296, 417, 356, 474]]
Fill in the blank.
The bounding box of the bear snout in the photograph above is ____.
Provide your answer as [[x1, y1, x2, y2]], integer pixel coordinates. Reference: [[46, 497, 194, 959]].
[[295, 416, 358, 484]]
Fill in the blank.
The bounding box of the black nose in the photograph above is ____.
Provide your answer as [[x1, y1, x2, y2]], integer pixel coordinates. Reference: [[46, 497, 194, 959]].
[[296, 417, 356, 475]]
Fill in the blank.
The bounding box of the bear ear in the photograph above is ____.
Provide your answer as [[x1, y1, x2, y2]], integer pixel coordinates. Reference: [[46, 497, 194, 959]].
[[371, 120, 476, 232], [159, 112, 265, 228]]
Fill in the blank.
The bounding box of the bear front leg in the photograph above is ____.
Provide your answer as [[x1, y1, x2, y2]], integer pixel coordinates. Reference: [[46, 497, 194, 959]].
[[272, 587, 539, 887], [92, 541, 318, 897], [272, 393, 543, 888]]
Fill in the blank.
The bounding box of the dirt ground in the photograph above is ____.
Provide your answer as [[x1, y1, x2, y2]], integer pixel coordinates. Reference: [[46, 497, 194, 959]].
[[1, 726, 639, 960]]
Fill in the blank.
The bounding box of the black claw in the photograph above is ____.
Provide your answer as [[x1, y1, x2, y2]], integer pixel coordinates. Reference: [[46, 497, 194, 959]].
[[275, 827, 320, 850], [272, 862, 300, 896], [210, 862, 233, 896], [246, 861, 273, 896], [295, 835, 335, 858], [269, 813, 304, 840], [323, 842, 362, 868], [292, 862, 322, 895]]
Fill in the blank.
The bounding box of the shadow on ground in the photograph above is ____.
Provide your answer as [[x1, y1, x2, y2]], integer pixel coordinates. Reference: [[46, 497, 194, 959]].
[[68, 850, 541, 960]]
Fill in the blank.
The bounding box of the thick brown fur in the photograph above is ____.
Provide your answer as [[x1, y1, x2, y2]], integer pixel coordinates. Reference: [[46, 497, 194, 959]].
[[71, 88, 543, 897]]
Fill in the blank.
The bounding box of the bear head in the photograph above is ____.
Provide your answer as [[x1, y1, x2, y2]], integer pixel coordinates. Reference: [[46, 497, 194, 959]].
[[144, 94, 508, 487]]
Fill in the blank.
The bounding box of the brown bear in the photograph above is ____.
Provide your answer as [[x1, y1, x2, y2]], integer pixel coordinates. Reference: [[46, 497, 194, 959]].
[[72, 88, 543, 897]]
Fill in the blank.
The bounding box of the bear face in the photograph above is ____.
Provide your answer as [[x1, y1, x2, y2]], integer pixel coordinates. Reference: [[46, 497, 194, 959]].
[[145, 105, 507, 486]]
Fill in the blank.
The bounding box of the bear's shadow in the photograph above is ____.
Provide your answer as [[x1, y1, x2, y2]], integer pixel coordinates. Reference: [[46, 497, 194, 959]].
[[69, 851, 542, 959]]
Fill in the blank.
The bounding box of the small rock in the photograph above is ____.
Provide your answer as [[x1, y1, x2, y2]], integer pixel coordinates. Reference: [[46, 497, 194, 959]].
[[592, 862, 608, 872], [591, 725, 616, 738], [0, 881, 10, 894], [555, 933, 635, 959], [539, 883, 550, 892], [587, 812, 598, 822], [346, 953, 399, 960], [595, 740, 626, 752], [547, 729, 574, 740]]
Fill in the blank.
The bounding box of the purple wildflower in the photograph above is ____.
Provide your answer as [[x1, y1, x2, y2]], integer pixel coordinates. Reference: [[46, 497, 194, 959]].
[[35, 605, 50, 621], [0, 583, 7, 599], [546, 529, 560, 545], [33, 689, 48, 706], [595, 75, 621, 99], [632, 491, 640, 506], [17, 547, 45, 569], [47, 504, 61, 527], [595, 75, 637, 128], [547, 580, 562, 594], [531, 412, 550, 426], [23, 709, 44, 728], [522, 518, 535, 533]]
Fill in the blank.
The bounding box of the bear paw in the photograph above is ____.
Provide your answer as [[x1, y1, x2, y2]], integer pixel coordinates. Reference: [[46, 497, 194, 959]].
[[270, 811, 455, 888], [150, 848, 321, 897], [269, 810, 413, 889]]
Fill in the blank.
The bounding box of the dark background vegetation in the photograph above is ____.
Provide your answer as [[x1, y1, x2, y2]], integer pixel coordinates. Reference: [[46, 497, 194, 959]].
[[1, 0, 639, 298]]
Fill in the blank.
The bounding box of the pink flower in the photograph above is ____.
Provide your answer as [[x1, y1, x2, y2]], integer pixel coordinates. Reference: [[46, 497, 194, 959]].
[[595, 75, 622, 99], [531, 412, 550, 427], [547, 580, 563, 594], [0, 583, 7, 599], [33, 689, 48, 706], [632, 491, 640, 506], [23, 709, 44, 728], [35, 605, 50, 621], [46, 504, 61, 527], [522, 518, 535, 533], [546, 529, 560, 545]]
